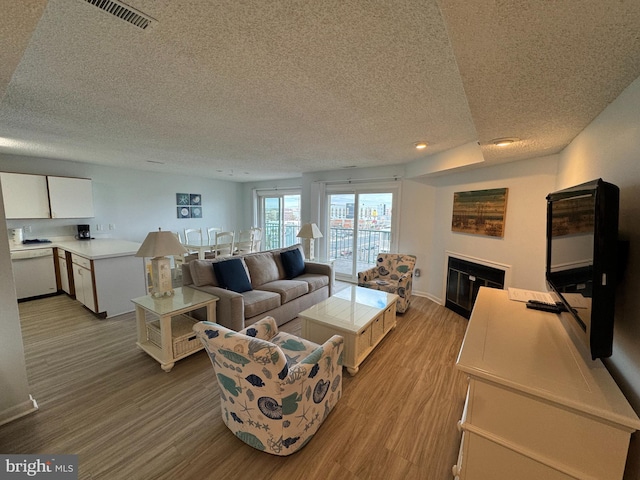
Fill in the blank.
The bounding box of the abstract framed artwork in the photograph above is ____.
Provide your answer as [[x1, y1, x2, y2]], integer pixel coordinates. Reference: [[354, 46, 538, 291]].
[[451, 188, 508, 237], [177, 193, 202, 219]]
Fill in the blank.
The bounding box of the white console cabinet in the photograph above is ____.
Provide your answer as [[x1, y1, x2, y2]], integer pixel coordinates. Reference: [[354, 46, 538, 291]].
[[454, 287, 640, 480]]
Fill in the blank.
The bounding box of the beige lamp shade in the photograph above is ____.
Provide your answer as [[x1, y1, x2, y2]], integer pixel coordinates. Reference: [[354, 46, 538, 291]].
[[136, 228, 188, 258], [296, 223, 323, 239], [136, 228, 188, 297]]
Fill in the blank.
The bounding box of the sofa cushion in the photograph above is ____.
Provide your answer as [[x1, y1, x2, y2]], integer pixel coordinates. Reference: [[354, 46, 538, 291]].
[[244, 252, 281, 287], [258, 280, 309, 304], [213, 258, 253, 293], [295, 273, 329, 293], [189, 259, 219, 287], [242, 289, 281, 318], [280, 248, 305, 279]]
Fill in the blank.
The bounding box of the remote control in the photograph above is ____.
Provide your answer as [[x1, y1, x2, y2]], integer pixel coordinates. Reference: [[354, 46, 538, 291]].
[[526, 300, 566, 313], [528, 299, 565, 307]]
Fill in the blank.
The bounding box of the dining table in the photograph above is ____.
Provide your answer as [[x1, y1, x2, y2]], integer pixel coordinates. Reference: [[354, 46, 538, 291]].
[[183, 242, 215, 260]]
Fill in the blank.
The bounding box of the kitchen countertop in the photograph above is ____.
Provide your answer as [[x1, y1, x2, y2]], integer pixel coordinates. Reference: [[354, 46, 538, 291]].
[[10, 238, 142, 260]]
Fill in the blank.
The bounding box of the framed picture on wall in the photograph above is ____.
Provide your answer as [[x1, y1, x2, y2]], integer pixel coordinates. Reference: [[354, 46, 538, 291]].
[[177, 193, 190, 206], [176, 193, 202, 218], [451, 188, 508, 237]]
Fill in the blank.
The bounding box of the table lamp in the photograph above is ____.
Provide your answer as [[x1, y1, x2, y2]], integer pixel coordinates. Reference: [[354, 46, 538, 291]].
[[296, 223, 323, 260], [136, 228, 188, 297]]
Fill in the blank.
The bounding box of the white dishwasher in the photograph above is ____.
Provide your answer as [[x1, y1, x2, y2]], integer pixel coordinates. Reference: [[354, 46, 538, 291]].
[[10, 248, 58, 300]]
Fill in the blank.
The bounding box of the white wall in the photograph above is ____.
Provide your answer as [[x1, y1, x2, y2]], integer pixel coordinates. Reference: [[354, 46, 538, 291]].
[[422, 156, 559, 302], [395, 179, 436, 297], [558, 75, 640, 478], [0, 154, 245, 243], [0, 181, 37, 425]]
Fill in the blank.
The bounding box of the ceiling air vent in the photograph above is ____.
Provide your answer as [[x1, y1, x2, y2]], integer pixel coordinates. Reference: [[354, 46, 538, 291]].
[[82, 0, 156, 30]]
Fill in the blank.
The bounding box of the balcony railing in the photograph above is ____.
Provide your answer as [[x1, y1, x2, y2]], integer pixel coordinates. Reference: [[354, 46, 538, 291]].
[[263, 223, 390, 269], [327, 227, 390, 264], [263, 222, 301, 250]]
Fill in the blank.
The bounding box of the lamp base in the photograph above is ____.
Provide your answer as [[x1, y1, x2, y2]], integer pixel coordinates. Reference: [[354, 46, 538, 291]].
[[301, 238, 316, 261], [151, 289, 175, 298], [149, 256, 174, 297]]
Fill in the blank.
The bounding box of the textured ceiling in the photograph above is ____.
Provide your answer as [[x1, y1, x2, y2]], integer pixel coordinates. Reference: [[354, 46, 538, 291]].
[[0, 0, 639, 182]]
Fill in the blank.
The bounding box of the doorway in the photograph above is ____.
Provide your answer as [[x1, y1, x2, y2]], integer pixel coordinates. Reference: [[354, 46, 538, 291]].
[[257, 191, 301, 250], [326, 186, 398, 282]]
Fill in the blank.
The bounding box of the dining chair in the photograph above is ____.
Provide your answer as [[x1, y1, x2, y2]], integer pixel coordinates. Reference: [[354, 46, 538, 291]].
[[172, 232, 198, 280], [214, 231, 235, 258], [250, 227, 262, 252], [206, 227, 222, 245], [205, 227, 223, 257], [235, 229, 254, 255], [184, 228, 202, 246]]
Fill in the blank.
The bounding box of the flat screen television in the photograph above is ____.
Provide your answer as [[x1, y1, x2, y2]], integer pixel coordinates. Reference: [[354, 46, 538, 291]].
[[546, 178, 620, 360]]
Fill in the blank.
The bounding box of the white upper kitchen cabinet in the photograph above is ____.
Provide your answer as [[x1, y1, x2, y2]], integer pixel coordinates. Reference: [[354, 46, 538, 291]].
[[0, 172, 51, 219], [47, 176, 94, 218]]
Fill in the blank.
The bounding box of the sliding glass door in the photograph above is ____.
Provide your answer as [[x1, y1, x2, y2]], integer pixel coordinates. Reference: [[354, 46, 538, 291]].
[[326, 186, 397, 282], [257, 191, 301, 250]]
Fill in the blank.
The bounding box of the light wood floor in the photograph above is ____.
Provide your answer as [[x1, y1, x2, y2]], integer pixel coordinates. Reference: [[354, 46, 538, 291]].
[[1, 292, 469, 480]]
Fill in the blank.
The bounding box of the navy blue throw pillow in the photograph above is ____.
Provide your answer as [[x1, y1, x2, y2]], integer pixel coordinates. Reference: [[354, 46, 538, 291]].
[[213, 258, 252, 293], [281, 248, 305, 279]]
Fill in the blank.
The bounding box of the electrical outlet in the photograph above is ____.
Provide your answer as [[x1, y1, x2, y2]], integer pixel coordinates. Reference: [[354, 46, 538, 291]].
[[23, 225, 32, 233], [96, 224, 104, 231], [109, 224, 116, 230]]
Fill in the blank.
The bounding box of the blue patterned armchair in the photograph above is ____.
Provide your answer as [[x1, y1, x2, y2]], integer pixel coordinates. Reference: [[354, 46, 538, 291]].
[[357, 253, 417, 313], [193, 316, 344, 456]]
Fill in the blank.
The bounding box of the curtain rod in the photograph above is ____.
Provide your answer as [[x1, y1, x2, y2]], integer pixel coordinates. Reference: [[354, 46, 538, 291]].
[[316, 175, 402, 185]]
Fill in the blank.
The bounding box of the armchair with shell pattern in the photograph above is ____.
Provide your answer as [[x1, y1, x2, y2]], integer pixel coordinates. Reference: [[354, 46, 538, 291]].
[[357, 253, 417, 313], [193, 316, 344, 456]]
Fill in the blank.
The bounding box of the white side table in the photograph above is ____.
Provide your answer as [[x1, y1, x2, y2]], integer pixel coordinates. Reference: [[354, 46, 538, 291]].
[[132, 286, 218, 372]]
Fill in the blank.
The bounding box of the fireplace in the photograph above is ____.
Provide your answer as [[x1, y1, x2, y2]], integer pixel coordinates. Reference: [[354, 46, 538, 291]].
[[445, 255, 506, 319]]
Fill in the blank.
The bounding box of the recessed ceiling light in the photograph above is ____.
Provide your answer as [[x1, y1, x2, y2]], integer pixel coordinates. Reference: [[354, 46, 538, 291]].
[[414, 142, 428, 150], [492, 137, 520, 147]]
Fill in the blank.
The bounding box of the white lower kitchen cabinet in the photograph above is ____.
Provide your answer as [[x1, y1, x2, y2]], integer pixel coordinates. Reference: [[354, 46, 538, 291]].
[[12, 240, 146, 317], [58, 240, 146, 317], [57, 248, 71, 295], [70, 252, 146, 317], [72, 253, 96, 312]]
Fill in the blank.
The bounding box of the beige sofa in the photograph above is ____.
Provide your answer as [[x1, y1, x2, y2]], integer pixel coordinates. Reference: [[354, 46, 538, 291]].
[[182, 244, 333, 330]]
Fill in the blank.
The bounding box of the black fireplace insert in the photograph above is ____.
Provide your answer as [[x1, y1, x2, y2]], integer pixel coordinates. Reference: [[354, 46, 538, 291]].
[[445, 257, 505, 319]]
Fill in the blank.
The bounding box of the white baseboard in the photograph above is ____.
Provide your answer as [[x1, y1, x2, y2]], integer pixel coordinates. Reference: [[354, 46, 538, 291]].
[[412, 289, 443, 305], [0, 395, 38, 427]]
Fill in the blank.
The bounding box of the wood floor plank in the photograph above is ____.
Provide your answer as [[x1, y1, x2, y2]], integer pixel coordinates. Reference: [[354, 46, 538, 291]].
[[1, 292, 469, 479]]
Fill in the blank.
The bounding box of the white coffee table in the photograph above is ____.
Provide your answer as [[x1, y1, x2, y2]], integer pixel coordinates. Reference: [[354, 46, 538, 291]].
[[300, 286, 398, 375]]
